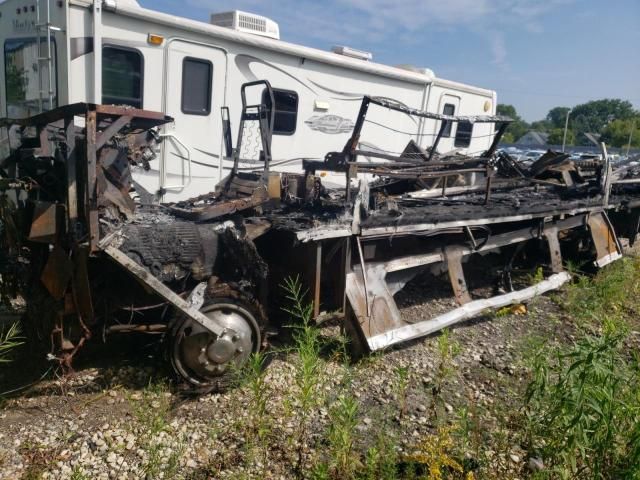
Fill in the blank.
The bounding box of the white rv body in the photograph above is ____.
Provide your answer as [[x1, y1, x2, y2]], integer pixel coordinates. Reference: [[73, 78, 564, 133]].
[[0, 0, 498, 201]]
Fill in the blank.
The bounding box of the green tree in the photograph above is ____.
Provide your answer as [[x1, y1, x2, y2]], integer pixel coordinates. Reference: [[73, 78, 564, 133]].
[[497, 103, 529, 142], [546, 106, 572, 129], [530, 119, 552, 132], [547, 128, 575, 146], [570, 99, 637, 145], [601, 117, 640, 148]]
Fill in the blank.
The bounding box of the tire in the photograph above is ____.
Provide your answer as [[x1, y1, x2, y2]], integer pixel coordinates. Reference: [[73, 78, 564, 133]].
[[167, 291, 264, 394]]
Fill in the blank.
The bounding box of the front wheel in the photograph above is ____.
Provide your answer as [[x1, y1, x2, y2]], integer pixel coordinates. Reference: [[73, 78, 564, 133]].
[[168, 296, 262, 394]]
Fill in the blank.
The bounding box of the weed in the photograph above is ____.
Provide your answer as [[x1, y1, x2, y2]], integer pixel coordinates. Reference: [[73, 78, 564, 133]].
[[455, 401, 483, 465], [404, 426, 472, 480], [0, 321, 23, 363], [282, 276, 326, 476], [129, 381, 185, 479], [529, 266, 545, 285], [69, 465, 90, 480], [564, 255, 640, 328], [326, 393, 360, 479], [393, 366, 410, 421], [240, 352, 271, 472], [524, 319, 640, 479], [430, 329, 460, 422], [362, 430, 399, 480]]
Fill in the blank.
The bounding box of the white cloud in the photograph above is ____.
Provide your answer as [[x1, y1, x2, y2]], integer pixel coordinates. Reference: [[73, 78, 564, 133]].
[[186, 0, 575, 67], [488, 32, 507, 66]]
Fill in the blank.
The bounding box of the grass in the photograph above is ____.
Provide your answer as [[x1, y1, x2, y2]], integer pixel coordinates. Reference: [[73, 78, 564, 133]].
[[282, 276, 327, 476], [129, 380, 186, 479], [0, 321, 23, 364], [563, 255, 640, 328], [524, 319, 640, 479]]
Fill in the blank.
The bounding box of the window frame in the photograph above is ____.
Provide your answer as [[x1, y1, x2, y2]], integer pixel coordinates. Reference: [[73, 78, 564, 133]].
[[102, 44, 144, 109], [4, 36, 59, 117], [441, 103, 455, 138], [454, 120, 474, 148], [262, 87, 299, 136], [180, 56, 213, 116]]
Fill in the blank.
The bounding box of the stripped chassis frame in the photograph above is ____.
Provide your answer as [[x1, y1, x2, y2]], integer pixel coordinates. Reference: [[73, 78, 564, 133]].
[[291, 207, 621, 353], [296, 96, 622, 352]]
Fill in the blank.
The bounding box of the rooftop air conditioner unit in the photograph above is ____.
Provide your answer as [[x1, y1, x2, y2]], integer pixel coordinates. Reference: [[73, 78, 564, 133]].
[[332, 45, 373, 61], [210, 11, 280, 40]]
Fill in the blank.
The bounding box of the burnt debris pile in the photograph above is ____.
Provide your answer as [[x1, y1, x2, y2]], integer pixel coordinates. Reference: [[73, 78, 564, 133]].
[[1, 83, 639, 393]]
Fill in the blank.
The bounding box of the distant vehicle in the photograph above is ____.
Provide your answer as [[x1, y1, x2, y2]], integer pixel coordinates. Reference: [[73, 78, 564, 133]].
[[518, 149, 546, 166]]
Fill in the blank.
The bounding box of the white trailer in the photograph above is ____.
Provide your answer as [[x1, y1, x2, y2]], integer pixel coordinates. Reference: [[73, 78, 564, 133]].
[[0, 0, 498, 201]]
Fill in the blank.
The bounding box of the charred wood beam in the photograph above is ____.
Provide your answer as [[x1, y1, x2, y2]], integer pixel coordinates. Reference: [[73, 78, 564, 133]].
[[485, 121, 509, 158], [95, 115, 133, 150], [428, 119, 449, 162]]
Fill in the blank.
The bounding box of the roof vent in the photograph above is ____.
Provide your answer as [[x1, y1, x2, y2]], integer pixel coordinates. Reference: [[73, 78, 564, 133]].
[[332, 45, 373, 61], [210, 11, 280, 40]]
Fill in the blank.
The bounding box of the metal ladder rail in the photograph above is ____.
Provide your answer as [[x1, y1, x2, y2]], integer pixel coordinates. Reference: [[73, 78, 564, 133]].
[[35, 0, 60, 113]]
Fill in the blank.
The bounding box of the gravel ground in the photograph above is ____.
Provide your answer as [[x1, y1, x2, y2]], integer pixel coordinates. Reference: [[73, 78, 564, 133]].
[[0, 272, 576, 479]]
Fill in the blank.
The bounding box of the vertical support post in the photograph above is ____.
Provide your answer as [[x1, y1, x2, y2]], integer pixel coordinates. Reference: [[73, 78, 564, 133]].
[[562, 109, 572, 153], [92, 0, 103, 104], [484, 171, 493, 205], [65, 116, 78, 232], [340, 237, 351, 315], [258, 112, 272, 181], [445, 247, 471, 305], [544, 226, 563, 273], [313, 242, 322, 318], [428, 119, 448, 162], [600, 142, 612, 207], [85, 108, 99, 252]]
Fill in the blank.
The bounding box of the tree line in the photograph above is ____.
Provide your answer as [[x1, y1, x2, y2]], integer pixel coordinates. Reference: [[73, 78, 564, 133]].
[[497, 99, 640, 148]]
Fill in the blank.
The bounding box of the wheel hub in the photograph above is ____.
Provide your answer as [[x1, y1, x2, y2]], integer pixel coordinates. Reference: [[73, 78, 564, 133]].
[[171, 301, 260, 388]]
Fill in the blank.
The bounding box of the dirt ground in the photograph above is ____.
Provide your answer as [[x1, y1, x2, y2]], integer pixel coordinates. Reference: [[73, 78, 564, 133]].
[[0, 271, 586, 479]]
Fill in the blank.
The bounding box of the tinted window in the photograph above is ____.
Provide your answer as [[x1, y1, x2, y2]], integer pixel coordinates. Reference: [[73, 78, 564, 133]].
[[262, 88, 298, 135], [442, 103, 455, 137], [454, 121, 473, 148], [4, 37, 58, 118], [182, 58, 212, 115], [102, 46, 143, 108]]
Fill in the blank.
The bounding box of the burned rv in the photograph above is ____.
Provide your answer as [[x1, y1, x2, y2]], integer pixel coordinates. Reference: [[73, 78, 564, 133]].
[[0, 0, 499, 203], [1, 80, 640, 393]]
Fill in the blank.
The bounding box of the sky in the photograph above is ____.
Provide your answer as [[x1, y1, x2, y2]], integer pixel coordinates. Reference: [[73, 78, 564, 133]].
[[142, 0, 640, 121]]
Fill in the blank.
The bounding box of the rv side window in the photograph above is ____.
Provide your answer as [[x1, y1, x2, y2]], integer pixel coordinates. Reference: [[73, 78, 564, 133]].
[[181, 58, 213, 115], [454, 121, 473, 148], [262, 88, 298, 135], [4, 37, 58, 118], [102, 46, 143, 108], [442, 103, 455, 137]]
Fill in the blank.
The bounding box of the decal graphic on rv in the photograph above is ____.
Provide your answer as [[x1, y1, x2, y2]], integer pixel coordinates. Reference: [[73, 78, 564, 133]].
[[305, 115, 355, 134]]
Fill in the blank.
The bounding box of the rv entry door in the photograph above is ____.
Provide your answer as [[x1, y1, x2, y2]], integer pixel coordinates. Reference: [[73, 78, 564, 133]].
[[161, 40, 227, 202]]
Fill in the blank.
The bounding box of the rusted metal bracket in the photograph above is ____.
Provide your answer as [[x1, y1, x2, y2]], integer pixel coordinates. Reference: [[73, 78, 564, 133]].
[[588, 212, 623, 267], [104, 246, 226, 336]]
